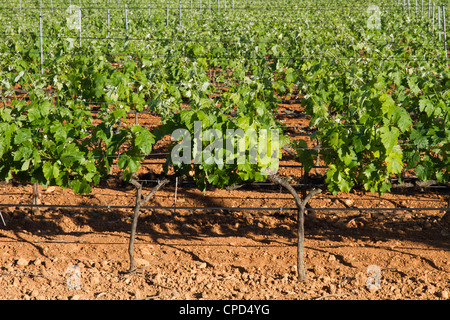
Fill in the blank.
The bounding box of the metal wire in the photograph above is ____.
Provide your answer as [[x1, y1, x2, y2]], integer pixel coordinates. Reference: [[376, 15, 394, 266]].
[[0, 203, 448, 212]]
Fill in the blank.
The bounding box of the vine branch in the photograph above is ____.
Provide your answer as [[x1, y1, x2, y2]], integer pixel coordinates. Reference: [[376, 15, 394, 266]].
[[128, 177, 169, 273], [268, 174, 322, 281]]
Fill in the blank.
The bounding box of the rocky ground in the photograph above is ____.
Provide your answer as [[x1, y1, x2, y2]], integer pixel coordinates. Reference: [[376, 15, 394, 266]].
[[0, 180, 449, 300]]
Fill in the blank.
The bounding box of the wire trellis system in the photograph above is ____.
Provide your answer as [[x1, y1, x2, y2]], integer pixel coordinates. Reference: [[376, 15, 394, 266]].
[[0, 203, 448, 212], [0, 4, 420, 12]]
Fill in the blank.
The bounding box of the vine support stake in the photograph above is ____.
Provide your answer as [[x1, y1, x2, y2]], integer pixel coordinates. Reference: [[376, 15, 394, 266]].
[[428, 0, 431, 19], [415, 0, 417, 18], [179, 0, 182, 28], [443, 5, 447, 58], [438, 5, 441, 41], [166, 1, 169, 27], [128, 178, 169, 273], [268, 175, 322, 281], [78, 6, 82, 48], [32, 183, 41, 215], [174, 176, 178, 215], [433, 3, 435, 32], [107, 8, 110, 37], [39, 8, 44, 75], [148, 4, 151, 28], [125, 4, 128, 41]]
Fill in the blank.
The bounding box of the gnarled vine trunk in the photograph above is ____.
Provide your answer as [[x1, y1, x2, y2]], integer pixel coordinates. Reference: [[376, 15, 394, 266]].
[[268, 175, 322, 281], [128, 178, 169, 273]]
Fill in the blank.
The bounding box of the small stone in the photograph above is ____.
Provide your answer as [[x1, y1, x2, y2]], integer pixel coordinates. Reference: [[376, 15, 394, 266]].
[[96, 292, 107, 298], [134, 289, 142, 299], [345, 220, 357, 228], [196, 262, 207, 269], [328, 255, 336, 262], [16, 258, 29, 267], [171, 291, 181, 298], [328, 284, 337, 294], [70, 294, 80, 300], [439, 290, 449, 299], [12, 278, 20, 287], [135, 258, 150, 268], [289, 265, 297, 274], [33, 259, 42, 266], [91, 276, 101, 285], [344, 199, 354, 207], [44, 186, 56, 193]]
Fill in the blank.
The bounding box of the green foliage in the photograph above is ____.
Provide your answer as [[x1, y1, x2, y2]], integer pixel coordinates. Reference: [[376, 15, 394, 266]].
[[0, 0, 447, 196]]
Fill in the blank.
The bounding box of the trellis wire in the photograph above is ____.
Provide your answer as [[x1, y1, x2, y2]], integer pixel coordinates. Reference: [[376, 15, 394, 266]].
[[0, 203, 448, 213], [0, 3, 432, 12]]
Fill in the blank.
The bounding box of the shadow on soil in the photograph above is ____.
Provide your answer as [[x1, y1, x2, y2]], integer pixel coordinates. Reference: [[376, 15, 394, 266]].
[[1, 173, 449, 270], [2, 184, 449, 256]]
